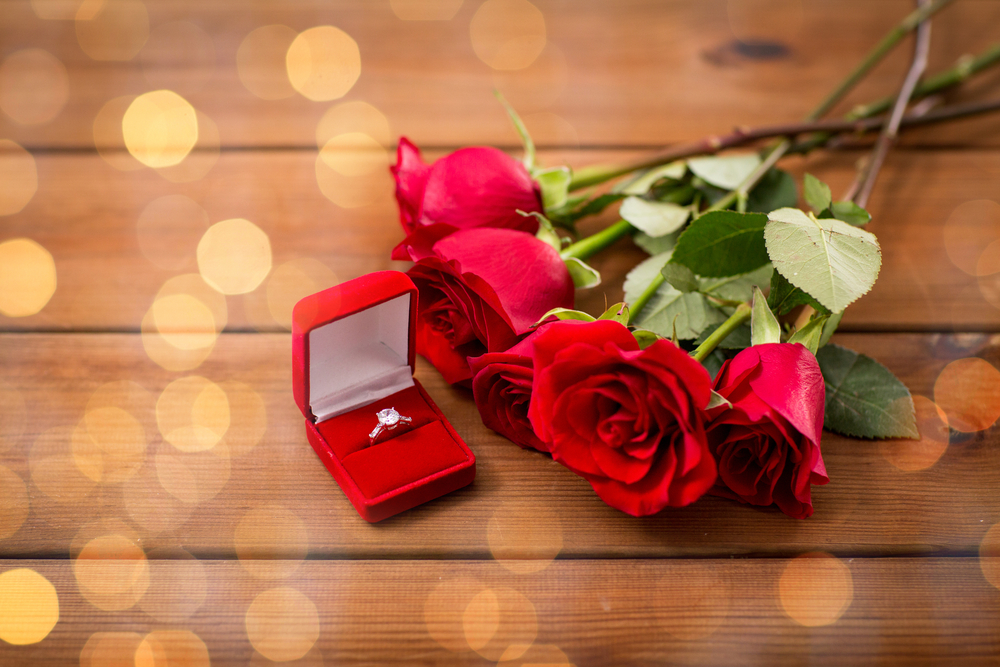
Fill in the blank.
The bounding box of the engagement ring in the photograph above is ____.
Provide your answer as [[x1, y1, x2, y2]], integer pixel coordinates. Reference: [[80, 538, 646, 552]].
[[369, 407, 413, 445]]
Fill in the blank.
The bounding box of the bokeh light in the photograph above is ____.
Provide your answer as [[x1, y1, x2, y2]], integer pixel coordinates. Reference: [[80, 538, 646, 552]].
[[778, 552, 854, 627], [136, 195, 210, 271], [933, 357, 1000, 432], [123, 463, 193, 535], [943, 200, 1000, 277], [0, 141, 39, 215], [245, 587, 321, 662], [80, 632, 144, 667], [142, 274, 225, 371], [0, 238, 57, 317], [93, 95, 144, 171], [73, 532, 150, 611], [727, 0, 804, 44], [237, 25, 299, 100], [487, 502, 562, 574], [979, 521, 1000, 590], [0, 568, 59, 645], [75, 0, 150, 61], [155, 440, 232, 504], [122, 90, 199, 168], [880, 395, 950, 471], [138, 548, 206, 622], [655, 563, 731, 640], [140, 21, 216, 94], [315, 100, 391, 149], [217, 380, 268, 458], [152, 295, 217, 351], [31, 426, 97, 504], [197, 218, 273, 295], [0, 49, 70, 125], [0, 379, 27, 454], [390, 0, 464, 20], [135, 630, 211, 667], [286, 26, 362, 102], [156, 375, 231, 453], [425, 577, 489, 652], [463, 586, 537, 661], [152, 273, 228, 334], [266, 258, 338, 330], [469, 0, 546, 71], [315, 136, 391, 208], [317, 132, 387, 177], [156, 111, 220, 183], [73, 396, 148, 484], [497, 644, 573, 667], [0, 465, 29, 540], [235, 505, 309, 579]]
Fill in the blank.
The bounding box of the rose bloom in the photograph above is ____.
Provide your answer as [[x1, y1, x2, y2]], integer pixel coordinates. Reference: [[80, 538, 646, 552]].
[[707, 343, 829, 519], [391, 137, 543, 260], [527, 320, 716, 516], [408, 228, 574, 386]]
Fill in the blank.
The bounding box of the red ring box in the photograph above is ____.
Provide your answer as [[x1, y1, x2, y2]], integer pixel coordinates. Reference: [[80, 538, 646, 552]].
[[292, 271, 476, 522]]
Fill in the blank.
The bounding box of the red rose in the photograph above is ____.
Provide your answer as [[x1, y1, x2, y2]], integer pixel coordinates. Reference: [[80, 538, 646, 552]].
[[527, 320, 716, 516], [391, 138, 543, 260], [408, 228, 574, 386], [707, 343, 829, 519]]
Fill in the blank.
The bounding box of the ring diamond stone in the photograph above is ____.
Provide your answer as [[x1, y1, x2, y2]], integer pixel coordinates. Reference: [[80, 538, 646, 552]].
[[369, 407, 413, 444]]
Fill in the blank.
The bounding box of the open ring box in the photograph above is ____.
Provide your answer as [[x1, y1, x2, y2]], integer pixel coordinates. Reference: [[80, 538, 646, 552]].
[[292, 271, 476, 522]]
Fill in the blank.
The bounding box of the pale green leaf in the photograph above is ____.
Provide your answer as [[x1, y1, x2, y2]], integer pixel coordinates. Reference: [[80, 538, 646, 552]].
[[688, 153, 762, 190], [624, 253, 725, 340], [751, 285, 780, 345], [803, 173, 832, 213], [787, 315, 828, 354], [564, 257, 601, 289], [616, 161, 687, 195], [660, 263, 699, 293], [535, 167, 572, 211], [830, 200, 871, 227], [620, 197, 690, 237]]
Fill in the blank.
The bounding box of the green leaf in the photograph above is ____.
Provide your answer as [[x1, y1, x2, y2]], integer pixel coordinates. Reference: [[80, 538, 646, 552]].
[[746, 168, 797, 214], [694, 322, 751, 350], [495, 90, 534, 171], [620, 196, 690, 237], [699, 264, 773, 303], [634, 230, 680, 255], [765, 207, 881, 313], [535, 167, 572, 211], [707, 389, 733, 410], [536, 307, 595, 325], [598, 302, 630, 325], [624, 253, 725, 340], [632, 329, 661, 349], [819, 310, 843, 348], [564, 257, 601, 289], [831, 200, 871, 227], [688, 154, 762, 190], [767, 270, 829, 316], [616, 161, 687, 195], [803, 173, 833, 213], [787, 315, 828, 355], [816, 344, 919, 439], [750, 285, 781, 345], [670, 210, 769, 277], [660, 263, 699, 293]]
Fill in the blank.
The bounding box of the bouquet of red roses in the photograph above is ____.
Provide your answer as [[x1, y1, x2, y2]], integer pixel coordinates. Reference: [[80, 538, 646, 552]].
[[386, 2, 1000, 519]]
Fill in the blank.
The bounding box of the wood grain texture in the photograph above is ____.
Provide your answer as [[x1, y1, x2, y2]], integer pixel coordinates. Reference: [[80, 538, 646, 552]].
[[0, 558, 998, 666]]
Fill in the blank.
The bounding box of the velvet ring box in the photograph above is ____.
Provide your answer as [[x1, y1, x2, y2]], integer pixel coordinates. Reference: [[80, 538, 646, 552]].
[[292, 270, 475, 522]]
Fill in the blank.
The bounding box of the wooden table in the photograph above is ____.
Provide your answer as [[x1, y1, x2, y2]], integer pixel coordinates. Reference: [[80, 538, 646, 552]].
[[2, 1, 1000, 664]]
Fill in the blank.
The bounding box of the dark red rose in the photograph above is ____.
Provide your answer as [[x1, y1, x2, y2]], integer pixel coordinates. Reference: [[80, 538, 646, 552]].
[[707, 343, 829, 519], [391, 137, 543, 260], [408, 228, 574, 386], [527, 320, 716, 516]]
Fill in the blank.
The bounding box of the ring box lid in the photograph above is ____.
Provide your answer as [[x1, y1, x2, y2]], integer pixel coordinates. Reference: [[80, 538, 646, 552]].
[[292, 271, 417, 424]]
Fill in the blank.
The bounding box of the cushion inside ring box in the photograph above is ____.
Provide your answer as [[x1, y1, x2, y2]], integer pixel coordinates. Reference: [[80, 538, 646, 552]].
[[293, 270, 475, 522]]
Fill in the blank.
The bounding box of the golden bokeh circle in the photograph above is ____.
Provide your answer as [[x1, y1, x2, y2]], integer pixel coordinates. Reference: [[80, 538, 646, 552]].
[[497, 644, 572, 667], [155, 110, 220, 184], [73, 533, 150, 612], [152, 294, 218, 351], [778, 552, 853, 627], [122, 90, 199, 168], [155, 440, 232, 505], [425, 576, 489, 652], [245, 587, 321, 662], [0, 238, 57, 317], [73, 406, 147, 484], [93, 95, 144, 171], [487, 502, 562, 574], [0, 568, 60, 645], [156, 376, 231, 453], [315, 100, 391, 149], [469, 0, 547, 71], [943, 200, 1000, 277], [136, 195, 210, 270], [933, 357, 1000, 433], [318, 132, 388, 177], [237, 25, 299, 100], [266, 258, 338, 330], [880, 395, 950, 472], [286, 26, 362, 102], [0, 141, 39, 216], [80, 632, 144, 667], [0, 48, 70, 125], [135, 630, 211, 667], [0, 465, 29, 540], [235, 505, 309, 579], [463, 586, 537, 661], [315, 143, 391, 209], [197, 218, 273, 295], [123, 463, 193, 536], [75, 0, 150, 61]]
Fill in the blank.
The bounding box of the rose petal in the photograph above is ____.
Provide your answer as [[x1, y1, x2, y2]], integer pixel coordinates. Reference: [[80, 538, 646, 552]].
[[390, 137, 430, 235]]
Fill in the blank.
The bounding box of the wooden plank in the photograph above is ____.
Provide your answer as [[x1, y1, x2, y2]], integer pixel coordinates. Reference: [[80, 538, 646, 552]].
[[1, 149, 998, 332], [0, 557, 997, 666], [0, 331, 998, 559], [1, 0, 999, 148]]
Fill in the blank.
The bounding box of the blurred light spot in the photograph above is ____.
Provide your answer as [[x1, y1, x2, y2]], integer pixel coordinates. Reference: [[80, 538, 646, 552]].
[[0, 238, 56, 317], [492, 44, 567, 111], [286, 26, 361, 102], [944, 200, 1000, 277], [155, 440, 231, 504], [141, 307, 215, 371], [316, 100, 391, 149], [157, 376, 230, 453], [155, 111, 220, 183], [245, 587, 320, 662], [86, 381, 155, 433], [73, 405, 147, 484], [80, 632, 144, 667], [123, 463, 192, 535], [31, 0, 88, 20], [470, 0, 546, 71], [218, 381, 268, 458], [136, 195, 210, 271], [75, 0, 150, 61], [727, 0, 803, 44], [152, 294, 217, 350], [235, 505, 309, 579], [487, 502, 562, 574], [425, 577, 489, 652], [197, 218, 272, 295], [522, 111, 578, 148], [122, 90, 199, 168], [267, 258, 338, 330], [140, 21, 216, 94], [979, 521, 1000, 590], [391, 0, 464, 20], [315, 142, 391, 208], [0, 569, 59, 645], [0, 465, 29, 540], [0, 141, 39, 215], [237, 25, 298, 100], [73, 533, 150, 611], [135, 630, 210, 667], [142, 274, 225, 371], [138, 548, 205, 622], [154, 273, 228, 332], [978, 239, 1000, 277], [933, 357, 1000, 432], [778, 552, 853, 627], [0, 379, 27, 454], [249, 645, 325, 667], [497, 644, 573, 667], [318, 133, 387, 177], [880, 395, 950, 471], [463, 587, 537, 661], [0, 49, 70, 125], [30, 426, 97, 503], [656, 563, 730, 640], [93, 95, 144, 171]]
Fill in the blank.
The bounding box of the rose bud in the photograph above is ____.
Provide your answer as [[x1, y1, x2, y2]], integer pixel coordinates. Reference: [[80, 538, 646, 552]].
[[707, 343, 829, 519], [408, 228, 574, 386], [528, 320, 717, 516], [390, 137, 543, 260]]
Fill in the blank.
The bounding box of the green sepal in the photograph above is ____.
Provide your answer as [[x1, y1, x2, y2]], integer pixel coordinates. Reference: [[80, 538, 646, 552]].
[[520, 210, 561, 252], [534, 307, 595, 326], [535, 166, 572, 211], [787, 314, 828, 355], [707, 389, 733, 411], [598, 302, 630, 325], [631, 329, 661, 349], [564, 257, 601, 289], [750, 285, 781, 345]]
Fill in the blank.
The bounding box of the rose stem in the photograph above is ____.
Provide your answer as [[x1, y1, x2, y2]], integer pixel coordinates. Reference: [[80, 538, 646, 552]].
[[560, 219, 633, 261], [690, 303, 752, 362]]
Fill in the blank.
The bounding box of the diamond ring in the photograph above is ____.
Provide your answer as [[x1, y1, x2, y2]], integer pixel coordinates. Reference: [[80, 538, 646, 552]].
[[369, 407, 413, 445]]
